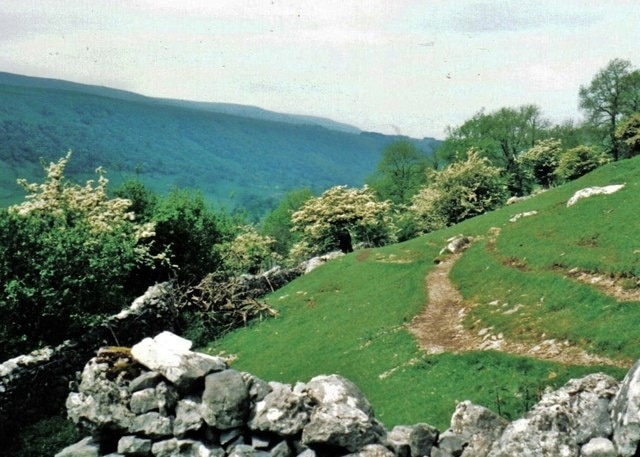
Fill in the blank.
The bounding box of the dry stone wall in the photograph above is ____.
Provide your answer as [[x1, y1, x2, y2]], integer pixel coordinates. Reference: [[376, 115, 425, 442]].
[[0, 266, 303, 445], [57, 331, 640, 457]]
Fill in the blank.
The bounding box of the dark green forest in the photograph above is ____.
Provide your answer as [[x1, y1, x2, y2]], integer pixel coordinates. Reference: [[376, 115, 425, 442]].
[[0, 72, 439, 218]]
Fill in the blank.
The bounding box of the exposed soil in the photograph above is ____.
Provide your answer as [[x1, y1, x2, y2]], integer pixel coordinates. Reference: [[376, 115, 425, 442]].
[[408, 252, 627, 368], [566, 268, 640, 302]]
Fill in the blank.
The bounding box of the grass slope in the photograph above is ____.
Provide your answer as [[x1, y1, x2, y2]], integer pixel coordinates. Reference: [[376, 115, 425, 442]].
[[204, 158, 640, 428]]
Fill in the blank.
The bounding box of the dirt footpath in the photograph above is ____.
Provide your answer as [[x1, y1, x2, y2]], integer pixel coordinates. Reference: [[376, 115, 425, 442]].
[[407, 253, 625, 368]]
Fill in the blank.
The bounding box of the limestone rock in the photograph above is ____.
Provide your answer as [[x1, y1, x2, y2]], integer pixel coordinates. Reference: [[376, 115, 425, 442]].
[[131, 332, 226, 391], [301, 402, 385, 452], [439, 235, 470, 255], [566, 184, 625, 207], [385, 423, 438, 457], [66, 359, 135, 432], [228, 444, 271, 457], [129, 382, 178, 415], [269, 440, 292, 457], [174, 396, 204, 436], [128, 372, 163, 393], [611, 359, 640, 456], [305, 374, 373, 416], [117, 435, 152, 455], [201, 369, 250, 429], [448, 401, 507, 457], [54, 437, 101, 457], [243, 372, 273, 403], [150, 438, 224, 457], [487, 373, 618, 457], [580, 437, 617, 457], [129, 412, 173, 438], [249, 381, 310, 435], [345, 444, 395, 456]]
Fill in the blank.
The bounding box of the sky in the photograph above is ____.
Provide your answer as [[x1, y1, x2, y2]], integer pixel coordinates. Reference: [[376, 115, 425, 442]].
[[1, 0, 639, 139]]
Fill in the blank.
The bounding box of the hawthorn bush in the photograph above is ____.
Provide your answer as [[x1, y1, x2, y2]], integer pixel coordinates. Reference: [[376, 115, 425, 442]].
[[555, 145, 610, 182], [290, 185, 394, 257], [411, 150, 507, 232], [0, 154, 159, 359]]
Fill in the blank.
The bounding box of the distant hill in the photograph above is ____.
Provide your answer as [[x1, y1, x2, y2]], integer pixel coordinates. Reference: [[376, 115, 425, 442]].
[[0, 72, 440, 216]]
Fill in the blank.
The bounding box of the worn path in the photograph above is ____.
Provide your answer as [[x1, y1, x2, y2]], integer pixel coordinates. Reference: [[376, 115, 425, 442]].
[[408, 252, 626, 367]]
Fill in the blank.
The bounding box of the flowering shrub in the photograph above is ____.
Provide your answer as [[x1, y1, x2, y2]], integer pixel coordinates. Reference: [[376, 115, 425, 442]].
[[222, 226, 279, 274], [291, 185, 394, 257], [0, 153, 161, 358], [518, 139, 563, 188], [411, 150, 507, 232], [555, 145, 610, 181]]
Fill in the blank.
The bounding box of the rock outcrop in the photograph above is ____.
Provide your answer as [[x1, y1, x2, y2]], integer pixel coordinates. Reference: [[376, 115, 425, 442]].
[[57, 331, 640, 457], [566, 184, 625, 207]]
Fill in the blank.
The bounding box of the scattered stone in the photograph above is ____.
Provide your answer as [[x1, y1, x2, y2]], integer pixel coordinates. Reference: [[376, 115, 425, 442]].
[[567, 184, 625, 207], [439, 235, 471, 255], [508, 210, 538, 222]]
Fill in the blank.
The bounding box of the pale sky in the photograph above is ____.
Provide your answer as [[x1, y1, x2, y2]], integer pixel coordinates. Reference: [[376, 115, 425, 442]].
[[1, 0, 639, 139]]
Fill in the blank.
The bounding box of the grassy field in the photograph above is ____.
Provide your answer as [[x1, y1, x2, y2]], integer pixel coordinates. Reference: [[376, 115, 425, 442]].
[[203, 156, 639, 429]]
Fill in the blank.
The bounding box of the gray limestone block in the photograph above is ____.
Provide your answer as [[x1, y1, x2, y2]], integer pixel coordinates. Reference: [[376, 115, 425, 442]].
[[249, 381, 311, 436], [54, 437, 100, 457], [580, 437, 617, 457], [117, 435, 152, 455], [129, 411, 174, 438], [201, 369, 250, 430]]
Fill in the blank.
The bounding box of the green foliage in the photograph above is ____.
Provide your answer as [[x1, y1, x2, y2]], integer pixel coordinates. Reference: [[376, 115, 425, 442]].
[[291, 185, 395, 256], [151, 188, 231, 284], [222, 226, 279, 274], [616, 112, 640, 158], [437, 105, 549, 195], [261, 188, 313, 257], [579, 58, 640, 160], [518, 138, 562, 188], [411, 150, 508, 232], [367, 140, 430, 204], [112, 177, 158, 222], [555, 145, 610, 182], [0, 156, 158, 359], [7, 415, 81, 457]]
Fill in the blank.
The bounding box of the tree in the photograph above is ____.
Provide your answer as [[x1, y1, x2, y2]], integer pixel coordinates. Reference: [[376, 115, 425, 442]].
[[579, 58, 640, 160], [261, 188, 313, 257], [151, 188, 229, 284], [411, 150, 507, 232], [367, 140, 430, 204], [437, 105, 550, 195], [518, 139, 563, 188], [616, 112, 640, 158], [291, 185, 394, 256]]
